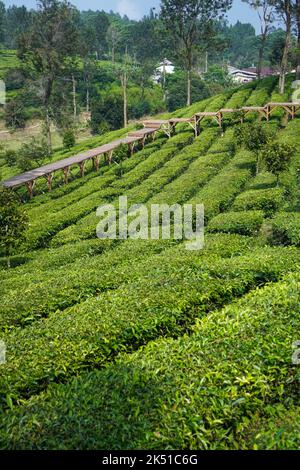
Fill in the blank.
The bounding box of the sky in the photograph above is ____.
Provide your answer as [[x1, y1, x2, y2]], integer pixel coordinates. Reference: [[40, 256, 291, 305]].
[[3, 0, 262, 33]]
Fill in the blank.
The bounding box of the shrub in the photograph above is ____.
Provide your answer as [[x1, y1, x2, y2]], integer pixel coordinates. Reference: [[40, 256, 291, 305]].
[[232, 188, 284, 215], [188, 149, 256, 221], [208, 210, 264, 236], [234, 122, 275, 174], [1, 271, 299, 449], [261, 142, 296, 185], [271, 212, 300, 246], [91, 93, 123, 134], [0, 244, 299, 404], [0, 188, 28, 267], [63, 130, 76, 150], [17, 137, 50, 172], [4, 97, 26, 129], [0, 148, 18, 168], [165, 71, 210, 112], [24, 132, 193, 249]]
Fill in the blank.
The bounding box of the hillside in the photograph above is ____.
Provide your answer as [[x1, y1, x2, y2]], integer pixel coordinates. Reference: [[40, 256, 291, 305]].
[[0, 75, 300, 450]]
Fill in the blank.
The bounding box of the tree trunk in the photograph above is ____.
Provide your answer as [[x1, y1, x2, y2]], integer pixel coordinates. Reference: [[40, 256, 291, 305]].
[[187, 69, 191, 107], [72, 74, 77, 121], [122, 73, 128, 128], [45, 106, 52, 154], [7, 257, 11, 269], [44, 78, 53, 153], [86, 87, 90, 113], [279, 13, 292, 95], [163, 62, 166, 102], [257, 34, 267, 80]]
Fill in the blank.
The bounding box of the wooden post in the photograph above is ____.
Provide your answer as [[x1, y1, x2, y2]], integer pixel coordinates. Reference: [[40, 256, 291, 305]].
[[194, 116, 198, 137], [217, 112, 222, 129], [162, 123, 172, 138], [79, 161, 86, 177], [197, 116, 203, 134], [92, 155, 100, 171], [291, 105, 295, 120], [108, 150, 113, 165], [25, 180, 35, 199], [63, 166, 70, 184], [45, 173, 54, 192], [128, 142, 135, 156]]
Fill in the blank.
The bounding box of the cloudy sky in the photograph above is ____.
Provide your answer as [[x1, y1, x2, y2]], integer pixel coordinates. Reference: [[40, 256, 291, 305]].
[[3, 0, 262, 32]]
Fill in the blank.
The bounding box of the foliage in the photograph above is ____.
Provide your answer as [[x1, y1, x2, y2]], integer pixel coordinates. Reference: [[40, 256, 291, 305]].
[[0, 75, 299, 450], [17, 136, 49, 172], [17, 0, 81, 149], [234, 122, 274, 154], [0, 188, 28, 265], [208, 210, 264, 235], [261, 141, 296, 184], [234, 121, 276, 173], [204, 64, 233, 93], [232, 187, 284, 214], [0, 251, 300, 449], [271, 211, 300, 246], [0, 147, 18, 167], [4, 96, 26, 129], [62, 129, 75, 150], [166, 71, 210, 111], [90, 92, 124, 134], [160, 0, 232, 105]]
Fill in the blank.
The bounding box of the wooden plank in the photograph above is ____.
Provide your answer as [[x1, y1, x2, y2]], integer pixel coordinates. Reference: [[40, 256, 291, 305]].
[[267, 102, 296, 106], [195, 112, 219, 117], [128, 128, 156, 137], [219, 108, 238, 113], [169, 118, 194, 123], [242, 106, 266, 111]]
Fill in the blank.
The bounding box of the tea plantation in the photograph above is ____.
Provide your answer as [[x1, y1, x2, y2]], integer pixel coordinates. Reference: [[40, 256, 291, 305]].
[[0, 76, 299, 450]]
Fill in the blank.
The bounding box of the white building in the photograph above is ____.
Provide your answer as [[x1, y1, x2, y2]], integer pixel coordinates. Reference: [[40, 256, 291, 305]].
[[228, 65, 257, 84], [153, 59, 175, 84]]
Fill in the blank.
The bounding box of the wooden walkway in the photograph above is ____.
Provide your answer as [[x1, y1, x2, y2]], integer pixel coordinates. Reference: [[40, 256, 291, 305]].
[[2, 101, 300, 198], [2, 131, 156, 197]]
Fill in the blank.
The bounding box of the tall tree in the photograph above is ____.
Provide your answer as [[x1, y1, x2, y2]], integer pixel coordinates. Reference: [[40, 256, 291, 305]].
[[114, 48, 136, 127], [90, 11, 110, 58], [160, 0, 232, 107], [17, 0, 81, 152], [106, 21, 124, 63], [243, 1, 275, 78], [5, 5, 33, 48], [0, 1, 5, 44], [271, 1, 294, 94]]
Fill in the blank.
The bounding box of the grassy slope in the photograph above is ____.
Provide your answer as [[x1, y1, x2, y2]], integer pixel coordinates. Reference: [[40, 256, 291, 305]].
[[0, 74, 299, 450]]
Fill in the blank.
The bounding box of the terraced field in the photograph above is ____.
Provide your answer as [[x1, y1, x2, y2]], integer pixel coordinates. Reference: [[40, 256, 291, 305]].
[[0, 76, 299, 450]]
